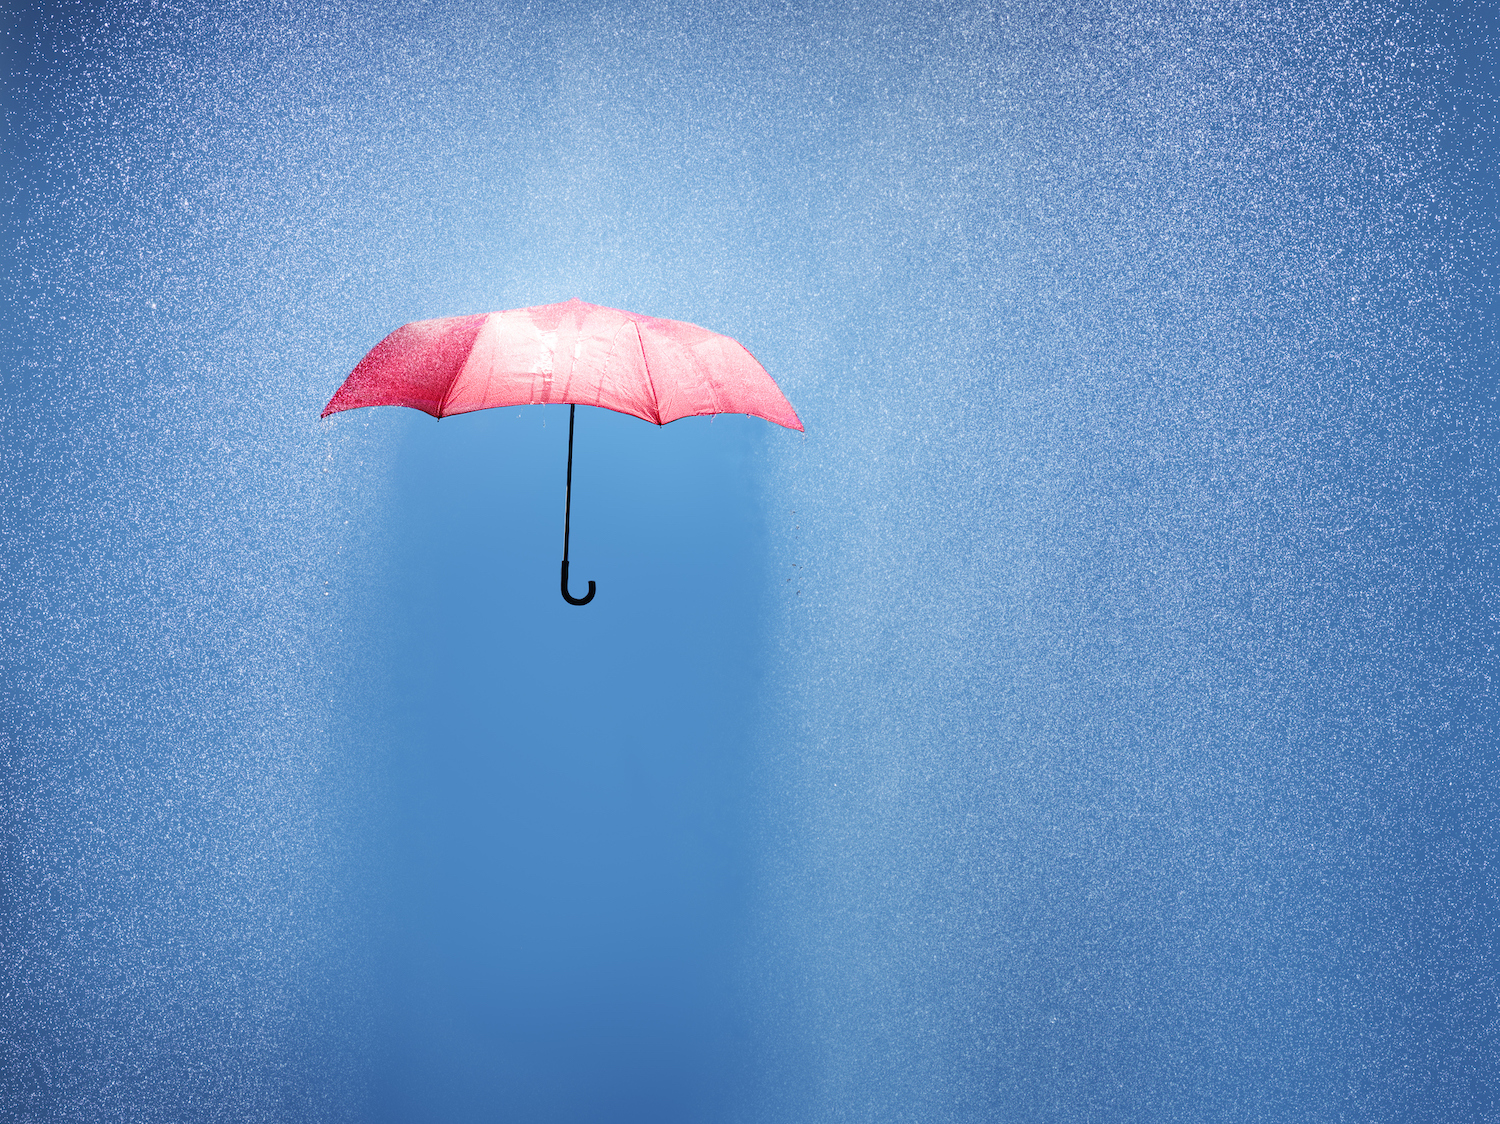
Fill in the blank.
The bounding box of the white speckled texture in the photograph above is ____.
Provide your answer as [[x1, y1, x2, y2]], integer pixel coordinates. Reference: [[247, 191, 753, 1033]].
[[3, 1, 1494, 1121]]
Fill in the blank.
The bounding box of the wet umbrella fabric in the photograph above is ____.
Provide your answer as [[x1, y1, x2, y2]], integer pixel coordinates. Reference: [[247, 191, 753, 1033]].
[[321, 298, 802, 604]]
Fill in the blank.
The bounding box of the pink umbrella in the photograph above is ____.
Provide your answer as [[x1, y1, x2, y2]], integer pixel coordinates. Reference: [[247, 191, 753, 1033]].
[[322, 298, 802, 605]]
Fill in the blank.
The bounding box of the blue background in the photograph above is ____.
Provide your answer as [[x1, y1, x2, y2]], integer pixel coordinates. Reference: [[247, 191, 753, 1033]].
[[3, 1, 1496, 1121]]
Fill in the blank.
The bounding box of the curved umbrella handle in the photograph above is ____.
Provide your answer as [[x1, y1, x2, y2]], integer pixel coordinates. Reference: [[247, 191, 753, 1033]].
[[560, 560, 596, 606]]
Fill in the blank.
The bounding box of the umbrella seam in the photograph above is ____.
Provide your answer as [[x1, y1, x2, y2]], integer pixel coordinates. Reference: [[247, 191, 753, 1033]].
[[704, 343, 722, 417], [557, 300, 581, 404], [435, 314, 484, 419], [600, 320, 630, 409], [632, 321, 663, 425], [435, 361, 461, 419]]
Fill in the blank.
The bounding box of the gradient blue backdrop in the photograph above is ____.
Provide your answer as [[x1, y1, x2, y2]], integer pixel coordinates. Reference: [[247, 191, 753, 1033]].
[[3, 1, 1496, 1121]]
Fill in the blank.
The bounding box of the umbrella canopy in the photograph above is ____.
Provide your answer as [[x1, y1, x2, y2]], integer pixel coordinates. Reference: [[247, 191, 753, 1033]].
[[321, 297, 802, 431]]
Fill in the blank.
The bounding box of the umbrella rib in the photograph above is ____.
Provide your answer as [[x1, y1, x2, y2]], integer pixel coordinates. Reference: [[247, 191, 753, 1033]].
[[434, 370, 458, 419], [433, 313, 486, 419], [599, 319, 631, 409]]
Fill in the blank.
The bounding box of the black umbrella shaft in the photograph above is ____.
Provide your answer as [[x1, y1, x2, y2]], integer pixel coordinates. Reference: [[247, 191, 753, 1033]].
[[564, 404, 576, 563], [558, 405, 595, 605]]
